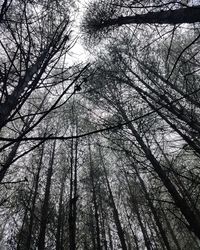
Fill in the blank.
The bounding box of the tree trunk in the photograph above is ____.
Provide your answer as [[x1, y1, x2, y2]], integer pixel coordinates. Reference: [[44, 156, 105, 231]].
[[26, 143, 45, 250], [56, 171, 66, 250], [99, 196, 108, 250], [99, 149, 127, 250], [129, 164, 172, 250], [138, 179, 171, 250], [89, 145, 101, 250], [125, 209, 139, 250], [108, 225, 114, 250], [161, 207, 182, 250], [17, 188, 33, 250], [37, 140, 56, 250], [68, 136, 78, 250], [123, 169, 152, 250], [101, 6, 200, 29]]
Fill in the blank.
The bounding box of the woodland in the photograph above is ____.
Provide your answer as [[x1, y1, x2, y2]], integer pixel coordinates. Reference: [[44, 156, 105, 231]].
[[1, 0, 200, 249]]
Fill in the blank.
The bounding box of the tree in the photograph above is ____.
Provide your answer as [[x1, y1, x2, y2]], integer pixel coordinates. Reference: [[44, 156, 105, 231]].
[[82, 1, 200, 43], [0, 0, 90, 184], [82, 54, 200, 240], [2, 0, 200, 249], [37, 139, 56, 249]]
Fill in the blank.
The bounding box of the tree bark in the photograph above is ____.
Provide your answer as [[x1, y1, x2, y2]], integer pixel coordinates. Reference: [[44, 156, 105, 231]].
[[133, 166, 172, 250], [161, 207, 182, 250], [101, 6, 200, 29], [99, 149, 127, 250], [123, 170, 152, 250], [37, 140, 56, 250], [56, 170, 66, 250], [26, 143, 45, 250], [68, 136, 78, 250], [89, 144, 101, 250]]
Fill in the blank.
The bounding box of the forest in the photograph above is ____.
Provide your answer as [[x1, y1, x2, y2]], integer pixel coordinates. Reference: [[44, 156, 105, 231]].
[[0, 0, 200, 249]]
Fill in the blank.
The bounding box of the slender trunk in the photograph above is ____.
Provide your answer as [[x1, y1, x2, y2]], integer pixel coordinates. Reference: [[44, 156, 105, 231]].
[[89, 154, 101, 250], [37, 140, 56, 250], [68, 136, 78, 250], [125, 209, 139, 250], [17, 207, 29, 250], [123, 170, 152, 250], [68, 138, 74, 248], [73, 137, 78, 244], [161, 207, 182, 250], [99, 196, 108, 250], [135, 204, 152, 250], [92, 188, 101, 250], [56, 174, 66, 250], [100, 217, 108, 250], [131, 164, 172, 250], [149, 212, 166, 250], [146, 212, 159, 250], [99, 151, 127, 250], [90, 207, 97, 250], [108, 225, 114, 250], [17, 189, 33, 250], [60, 212, 65, 250], [26, 143, 45, 250]]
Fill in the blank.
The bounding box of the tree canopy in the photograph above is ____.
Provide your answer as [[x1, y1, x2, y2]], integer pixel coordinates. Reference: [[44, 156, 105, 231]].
[[1, 0, 200, 249]]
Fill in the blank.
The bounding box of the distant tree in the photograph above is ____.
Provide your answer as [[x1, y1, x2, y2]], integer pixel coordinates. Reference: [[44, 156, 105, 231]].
[[37, 139, 56, 250]]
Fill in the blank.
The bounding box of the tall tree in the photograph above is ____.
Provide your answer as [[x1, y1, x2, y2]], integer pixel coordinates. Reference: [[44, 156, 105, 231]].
[[37, 139, 56, 250], [82, 1, 200, 42]]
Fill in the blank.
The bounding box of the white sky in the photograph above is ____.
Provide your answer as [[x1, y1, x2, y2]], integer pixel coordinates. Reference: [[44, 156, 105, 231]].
[[67, 0, 91, 64]]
